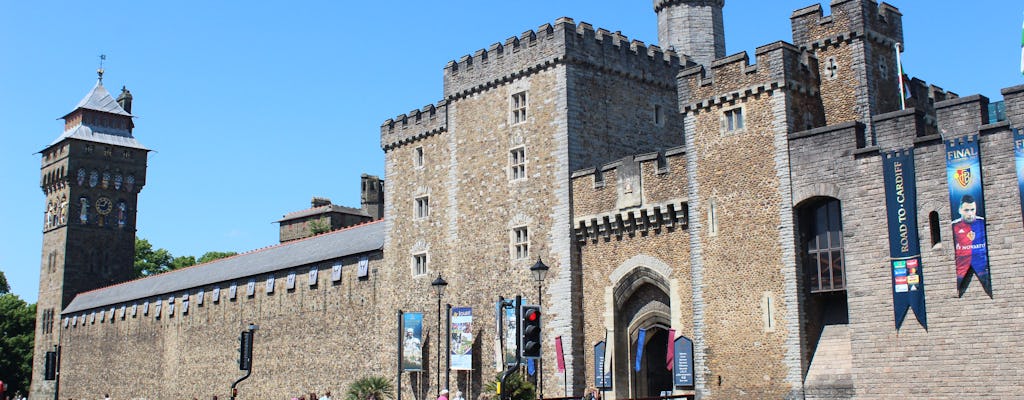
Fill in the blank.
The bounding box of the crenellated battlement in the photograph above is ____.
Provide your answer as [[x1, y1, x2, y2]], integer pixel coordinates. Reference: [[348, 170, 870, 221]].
[[791, 0, 903, 51], [676, 41, 817, 114], [380, 101, 448, 151], [443, 17, 682, 100]]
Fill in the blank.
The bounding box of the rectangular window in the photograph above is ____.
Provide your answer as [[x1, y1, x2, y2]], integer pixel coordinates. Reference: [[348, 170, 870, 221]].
[[413, 253, 428, 276], [414, 146, 424, 168], [725, 108, 744, 131], [511, 91, 528, 124], [510, 147, 526, 180], [415, 196, 430, 219], [654, 104, 664, 125], [512, 226, 529, 259]]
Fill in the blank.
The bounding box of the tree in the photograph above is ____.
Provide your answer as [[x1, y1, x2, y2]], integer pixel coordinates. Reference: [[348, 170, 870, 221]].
[[134, 238, 237, 278], [483, 370, 535, 400], [345, 376, 396, 400], [0, 270, 9, 294], [0, 293, 36, 396]]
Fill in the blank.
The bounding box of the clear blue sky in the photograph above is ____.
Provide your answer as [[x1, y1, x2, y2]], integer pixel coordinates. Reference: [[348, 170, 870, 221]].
[[1, 1, 1021, 303]]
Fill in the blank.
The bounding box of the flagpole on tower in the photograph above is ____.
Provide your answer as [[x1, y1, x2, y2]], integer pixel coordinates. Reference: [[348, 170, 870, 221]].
[[895, 42, 906, 110]]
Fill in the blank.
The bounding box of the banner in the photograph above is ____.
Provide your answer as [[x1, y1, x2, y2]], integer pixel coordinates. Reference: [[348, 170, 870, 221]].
[[665, 329, 675, 371], [882, 149, 926, 330], [945, 136, 992, 296], [402, 312, 424, 371], [555, 336, 566, 373], [634, 328, 647, 371], [500, 297, 526, 366], [594, 341, 611, 389], [672, 336, 694, 387], [450, 307, 473, 370], [1014, 129, 1024, 228]]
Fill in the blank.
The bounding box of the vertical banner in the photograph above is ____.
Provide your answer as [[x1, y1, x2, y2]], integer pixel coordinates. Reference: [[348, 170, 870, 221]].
[[450, 307, 473, 370], [402, 312, 424, 371], [945, 136, 993, 296], [672, 336, 693, 387], [665, 329, 675, 371], [594, 341, 611, 389], [503, 302, 518, 366], [882, 149, 927, 330], [1014, 129, 1024, 228], [634, 328, 647, 371], [555, 336, 566, 373]]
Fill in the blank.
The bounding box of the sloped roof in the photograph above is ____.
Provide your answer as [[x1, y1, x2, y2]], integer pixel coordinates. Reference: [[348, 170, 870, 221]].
[[47, 124, 148, 151], [62, 220, 385, 315], [278, 204, 370, 222], [64, 81, 132, 118]]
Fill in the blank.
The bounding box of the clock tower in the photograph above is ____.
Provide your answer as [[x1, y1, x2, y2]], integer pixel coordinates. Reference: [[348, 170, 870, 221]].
[[30, 71, 149, 400]]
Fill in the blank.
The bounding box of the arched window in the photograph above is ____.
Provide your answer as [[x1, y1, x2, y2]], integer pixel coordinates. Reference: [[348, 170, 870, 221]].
[[799, 198, 846, 292]]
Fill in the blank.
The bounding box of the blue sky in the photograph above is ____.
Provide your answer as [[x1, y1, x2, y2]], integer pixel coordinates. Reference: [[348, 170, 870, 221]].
[[1, 1, 1021, 303]]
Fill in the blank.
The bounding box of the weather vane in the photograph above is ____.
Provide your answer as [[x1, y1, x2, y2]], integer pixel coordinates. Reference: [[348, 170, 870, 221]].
[[97, 54, 106, 83]]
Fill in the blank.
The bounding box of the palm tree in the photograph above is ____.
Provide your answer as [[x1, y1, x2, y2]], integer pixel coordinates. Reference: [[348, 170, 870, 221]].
[[483, 370, 535, 400], [346, 376, 396, 400]]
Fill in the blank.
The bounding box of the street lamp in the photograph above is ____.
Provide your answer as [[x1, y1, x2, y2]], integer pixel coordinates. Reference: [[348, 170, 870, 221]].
[[431, 274, 448, 397], [530, 258, 549, 399]]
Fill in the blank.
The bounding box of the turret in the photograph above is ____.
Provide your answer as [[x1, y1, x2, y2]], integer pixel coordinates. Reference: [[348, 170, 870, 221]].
[[654, 0, 725, 67]]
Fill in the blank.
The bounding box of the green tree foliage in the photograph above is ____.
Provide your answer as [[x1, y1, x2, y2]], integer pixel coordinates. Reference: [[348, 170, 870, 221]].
[[483, 370, 535, 400], [0, 270, 9, 294], [0, 292, 36, 396], [308, 218, 331, 235], [345, 376, 396, 400], [134, 238, 238, 278]]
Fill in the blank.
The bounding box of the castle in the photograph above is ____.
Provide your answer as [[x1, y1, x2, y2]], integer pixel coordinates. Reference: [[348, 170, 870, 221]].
[[30, 1, 1024, 399]]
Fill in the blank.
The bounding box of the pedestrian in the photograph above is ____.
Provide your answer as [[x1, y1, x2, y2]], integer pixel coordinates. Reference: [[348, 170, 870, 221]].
[[437, 389, 449, 400], [319, 391, 332, 400], [103, 393, 111, 400], [451, 391, 465, 400]]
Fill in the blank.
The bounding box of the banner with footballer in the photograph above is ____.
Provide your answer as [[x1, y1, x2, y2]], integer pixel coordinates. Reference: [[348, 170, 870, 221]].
[[945, 136, 992, 297], [882, 149, 926, 330]]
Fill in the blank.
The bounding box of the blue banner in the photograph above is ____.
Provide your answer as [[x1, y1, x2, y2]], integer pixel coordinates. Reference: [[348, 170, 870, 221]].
[[594, 341, 611, 389], [945, 136, 992, 297], [634, 328, 647, 372], [882, 149, 926, 330], [402, 312, 424, 371], [672, 336, 694, 387]]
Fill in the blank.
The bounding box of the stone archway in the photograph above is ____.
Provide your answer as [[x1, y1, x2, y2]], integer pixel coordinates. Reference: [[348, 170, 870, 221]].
[[608, 262, 673, 399]]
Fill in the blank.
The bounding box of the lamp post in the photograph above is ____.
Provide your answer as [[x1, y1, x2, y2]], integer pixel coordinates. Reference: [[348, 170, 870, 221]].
[[530, 258, 549, 399], [431, 274, 448, 398]]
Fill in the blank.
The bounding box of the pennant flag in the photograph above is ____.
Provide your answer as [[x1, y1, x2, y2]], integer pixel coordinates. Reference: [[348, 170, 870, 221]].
[[635, 328, 647, 372], [895, 42, 909, 109], [666, 329, 676, 371], [555, 336, 566, 373]]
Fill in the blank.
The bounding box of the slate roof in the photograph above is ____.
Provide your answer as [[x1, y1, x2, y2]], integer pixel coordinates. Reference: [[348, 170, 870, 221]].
[[278, 204, 370, 222], [47, 124, 148, 151], [64, 81, 133, 118], [62, 220, 385, 315]]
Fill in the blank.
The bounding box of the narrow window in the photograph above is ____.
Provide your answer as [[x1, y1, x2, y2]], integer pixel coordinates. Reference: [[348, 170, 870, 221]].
[[414, 146, 424, 168], [415, 196, 430, 219], [724, 108, 744, 132], [512, 226, 529, 260], [762, 293, 775, 332], [413, 253, 428, 276], [654, 104, 664, 125], [929, 211, 941, 248], [707, 199, 718, 236], [510, 147, 526, 180], [511, 91, 528, 124]]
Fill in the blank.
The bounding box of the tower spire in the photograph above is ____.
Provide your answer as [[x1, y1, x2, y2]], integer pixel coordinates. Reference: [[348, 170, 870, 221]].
[[97, 54, 106, 83]]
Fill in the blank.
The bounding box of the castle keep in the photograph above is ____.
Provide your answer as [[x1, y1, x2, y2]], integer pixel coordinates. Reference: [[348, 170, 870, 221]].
[[31, 1, 1024, 399]]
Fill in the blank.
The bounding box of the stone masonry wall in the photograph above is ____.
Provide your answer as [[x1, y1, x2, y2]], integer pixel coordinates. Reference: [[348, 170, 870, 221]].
[[788, 89, 1024, 397], [57, 251, 387, 400]]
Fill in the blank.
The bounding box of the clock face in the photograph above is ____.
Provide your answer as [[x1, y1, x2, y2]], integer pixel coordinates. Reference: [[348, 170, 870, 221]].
[[96, 197, 113, 215]]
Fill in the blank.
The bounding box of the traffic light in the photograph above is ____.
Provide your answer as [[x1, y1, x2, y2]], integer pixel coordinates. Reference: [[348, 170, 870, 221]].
[[239, 331, 254, 370], [520, 305, 541, 358], [44, 351, 58, 380]]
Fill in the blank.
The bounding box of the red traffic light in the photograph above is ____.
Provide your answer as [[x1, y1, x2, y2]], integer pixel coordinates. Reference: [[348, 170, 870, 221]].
[[526, 310, 539, 321]]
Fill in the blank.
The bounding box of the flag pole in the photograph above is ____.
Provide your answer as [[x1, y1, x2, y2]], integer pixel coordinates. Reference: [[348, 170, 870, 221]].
[[895, 42, 906, 110]]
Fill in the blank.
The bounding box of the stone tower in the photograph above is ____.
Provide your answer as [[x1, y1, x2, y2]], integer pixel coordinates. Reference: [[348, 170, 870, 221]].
[[654, 0, 726, 67], [30, 73, 148, 400], [360, 173, 384, 220]]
